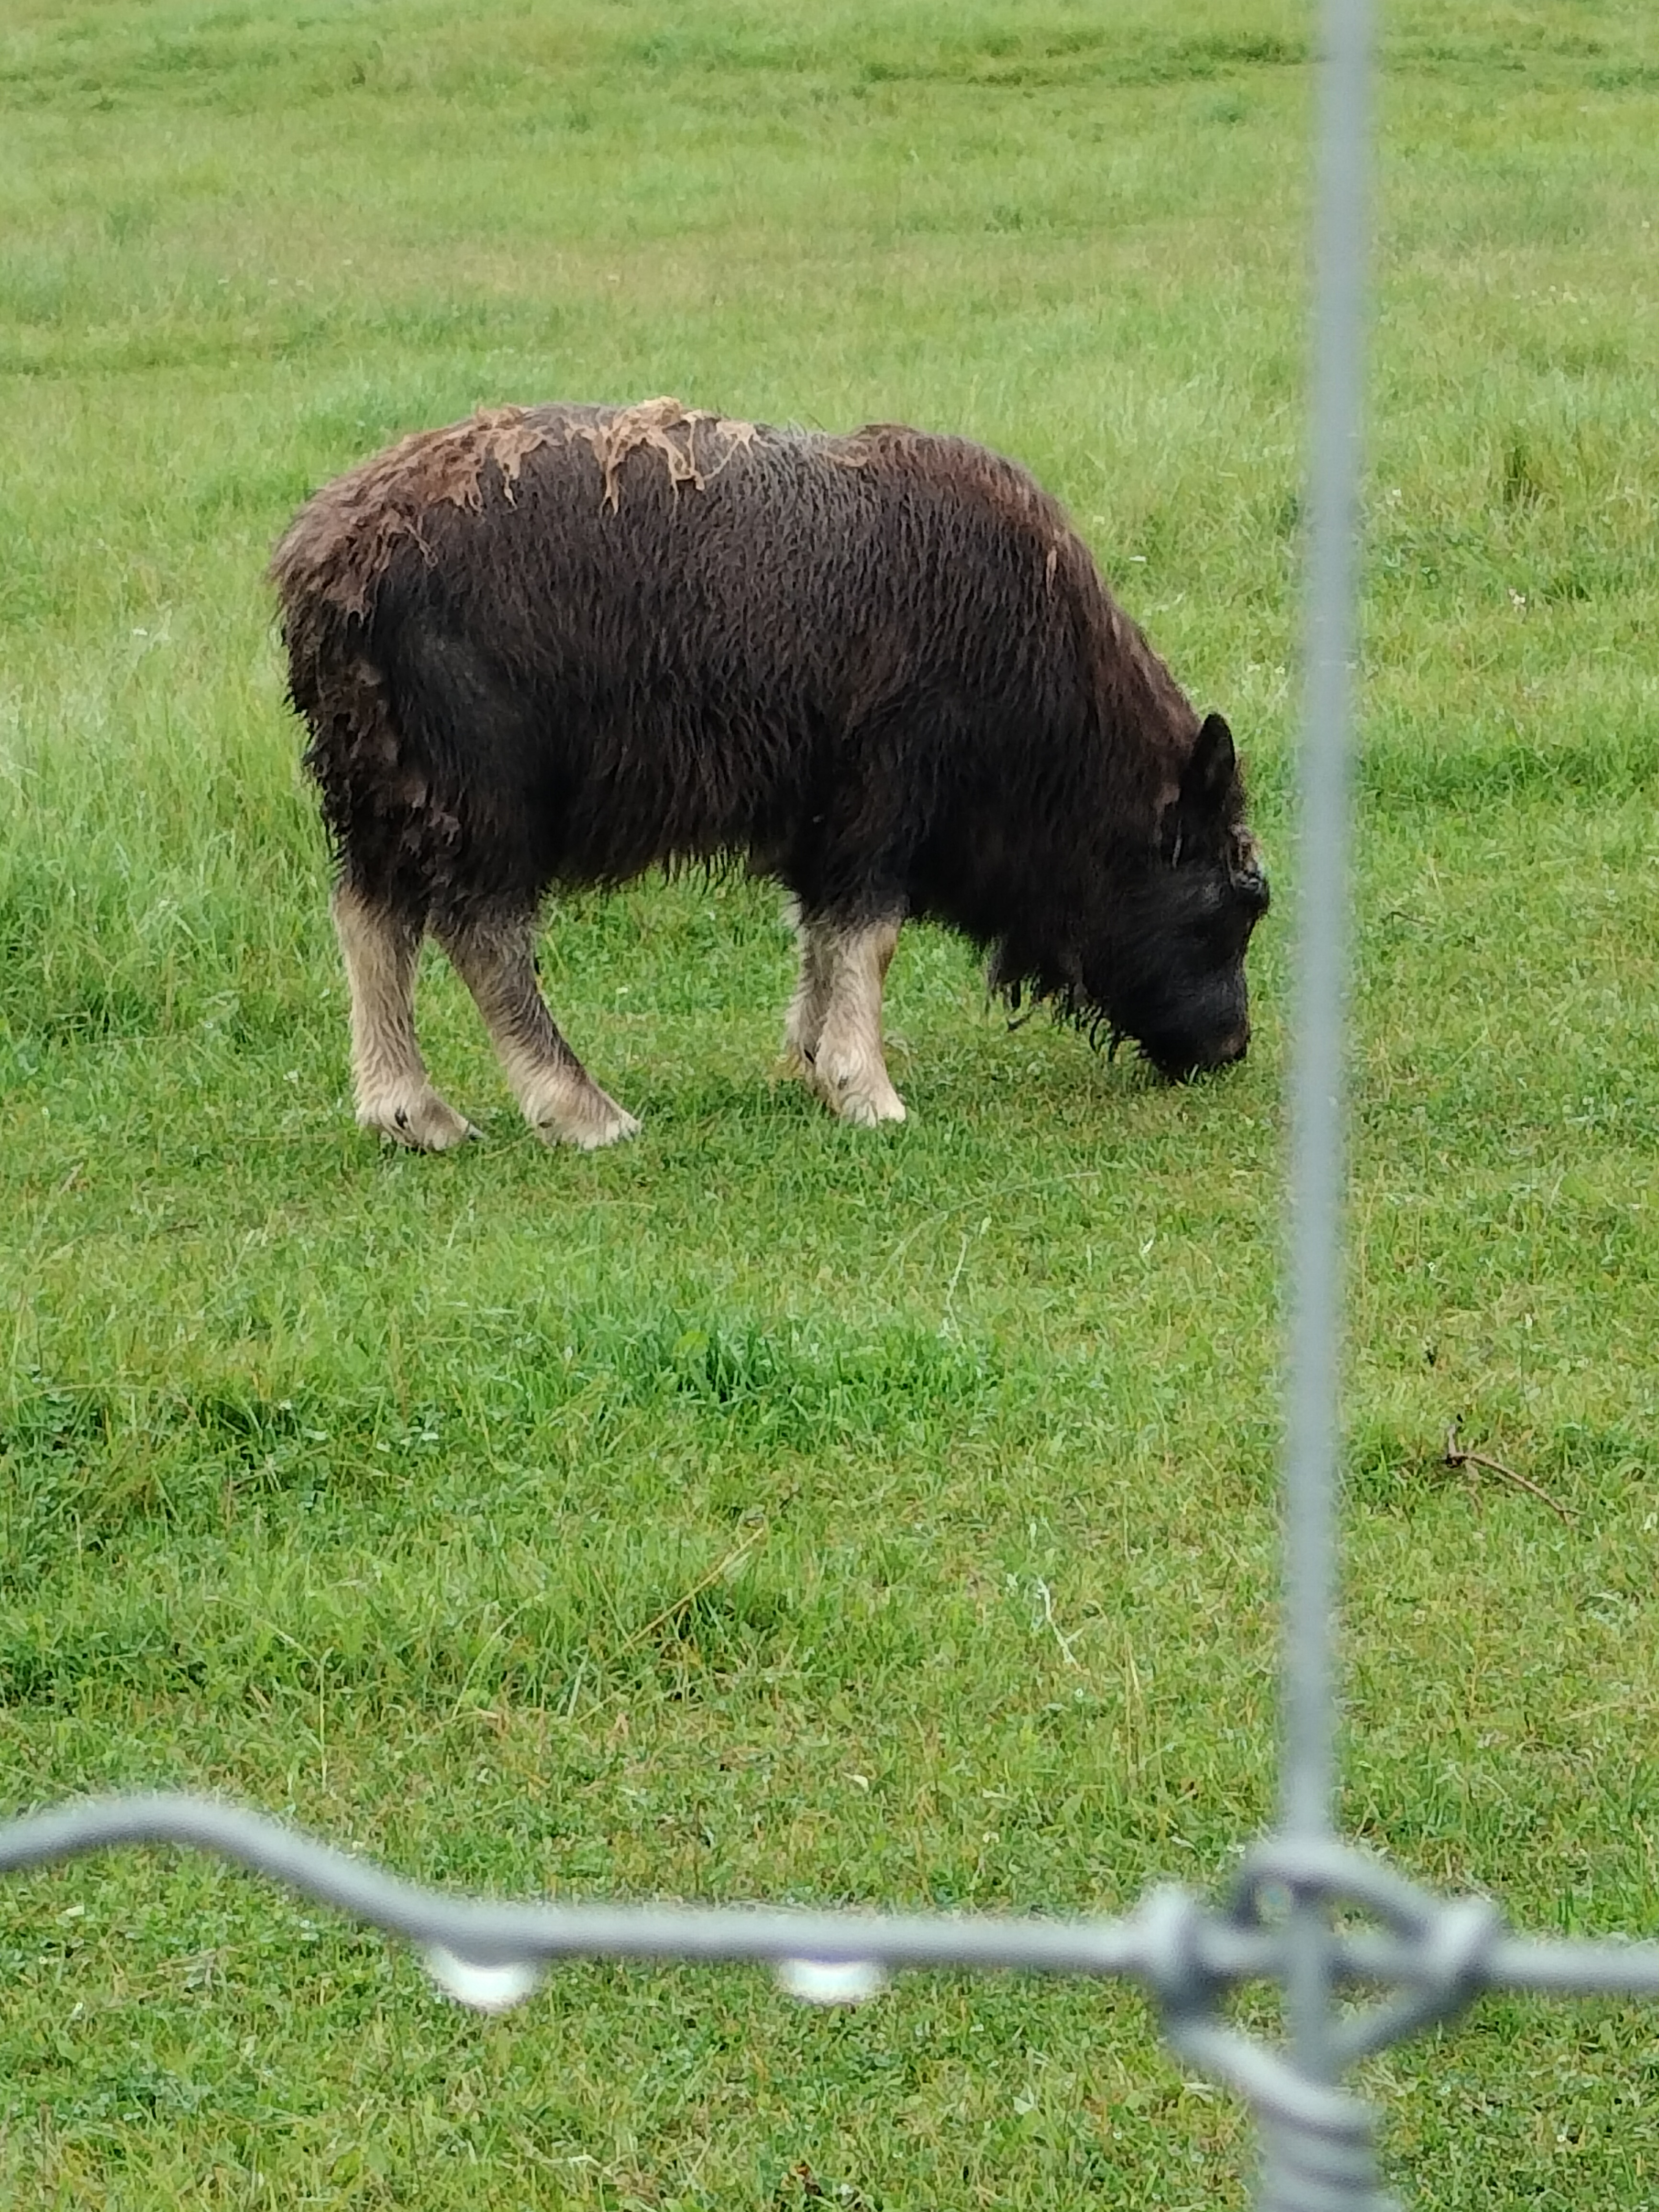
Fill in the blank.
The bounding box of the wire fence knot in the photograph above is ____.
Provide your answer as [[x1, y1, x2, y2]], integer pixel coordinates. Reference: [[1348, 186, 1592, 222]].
[[1128, 1842, 1508, 2211], [1232, 1839, 1504, 2065]]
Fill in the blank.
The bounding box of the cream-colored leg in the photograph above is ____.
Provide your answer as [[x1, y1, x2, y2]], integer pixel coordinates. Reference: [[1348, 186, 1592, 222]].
[[437, 913, 640, 1150], [332, 884, 475, 1150], [780, 901, 835, 1079], [793, 914, 907, 1127]]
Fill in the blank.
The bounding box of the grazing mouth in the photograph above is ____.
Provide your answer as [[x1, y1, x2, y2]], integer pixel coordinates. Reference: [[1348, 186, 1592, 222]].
[[1140, 1024, 1251, 1083], [1007, 983, 1252, 1083]]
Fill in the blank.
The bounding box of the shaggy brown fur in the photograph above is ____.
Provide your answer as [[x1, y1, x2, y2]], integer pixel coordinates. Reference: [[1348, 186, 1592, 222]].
[[271, 399, 1268, 1144]]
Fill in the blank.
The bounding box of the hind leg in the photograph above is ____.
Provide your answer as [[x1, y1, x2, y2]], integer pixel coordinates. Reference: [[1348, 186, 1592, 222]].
[[786, 910, 907, 1127], [332, 882, 476, 1150], [435, 910, 641, 1150]]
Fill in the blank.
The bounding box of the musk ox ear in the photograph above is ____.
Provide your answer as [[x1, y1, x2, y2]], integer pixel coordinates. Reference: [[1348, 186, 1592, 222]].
[[1162, 713, 1240, 863], [1181, 714, 1238, 815]]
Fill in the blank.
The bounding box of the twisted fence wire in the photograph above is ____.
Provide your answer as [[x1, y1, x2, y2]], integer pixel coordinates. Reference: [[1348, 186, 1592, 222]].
[[3, 0, 1649, 2205], [8, 1798, 1659, 2190]]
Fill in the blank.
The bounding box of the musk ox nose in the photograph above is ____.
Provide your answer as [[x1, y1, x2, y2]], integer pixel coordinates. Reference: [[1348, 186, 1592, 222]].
[[1156, 1020, 1250, 1082], [1216, 1019, 1250, 1065]]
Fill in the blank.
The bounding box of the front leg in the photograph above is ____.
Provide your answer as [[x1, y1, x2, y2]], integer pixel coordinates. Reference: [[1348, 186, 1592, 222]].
[[780, 899, 835, 1078], [786, 911, 907, 1127]]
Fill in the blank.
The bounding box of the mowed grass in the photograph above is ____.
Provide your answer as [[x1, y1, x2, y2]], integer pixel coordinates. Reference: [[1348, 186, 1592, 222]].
[[2, 0, 1658, 2202]]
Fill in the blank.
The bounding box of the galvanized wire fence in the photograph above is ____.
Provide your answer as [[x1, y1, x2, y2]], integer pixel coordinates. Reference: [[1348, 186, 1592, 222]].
[[4, 4, 1648, 2205], [10, 1797, 1659, 2210]]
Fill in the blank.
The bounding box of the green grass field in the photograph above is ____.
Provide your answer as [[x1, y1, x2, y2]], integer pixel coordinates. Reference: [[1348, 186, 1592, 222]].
[[3, 0, 1658, 2202]]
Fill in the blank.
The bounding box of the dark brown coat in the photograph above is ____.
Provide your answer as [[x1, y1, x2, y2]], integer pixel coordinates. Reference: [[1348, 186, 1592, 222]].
[[272, 399, 1266, 1134]]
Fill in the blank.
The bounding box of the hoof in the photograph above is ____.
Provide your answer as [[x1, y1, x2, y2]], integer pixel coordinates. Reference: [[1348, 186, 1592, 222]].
[[810, 1052, 907, 1127], [531, 1088, 641, 1150], [832, 1084, 907, 1128], [358, 1088, 477, 1151]]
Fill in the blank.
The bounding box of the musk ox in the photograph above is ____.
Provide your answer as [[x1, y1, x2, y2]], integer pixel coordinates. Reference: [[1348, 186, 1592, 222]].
[[271, 398, 1268, 1149]]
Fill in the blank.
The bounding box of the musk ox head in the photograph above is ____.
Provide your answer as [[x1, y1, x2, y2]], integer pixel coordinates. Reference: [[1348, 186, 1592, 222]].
[[1090, 712, 1270, 1081]]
